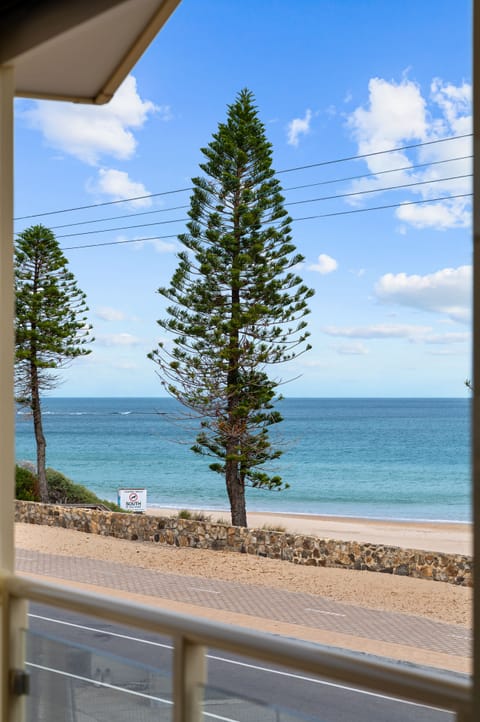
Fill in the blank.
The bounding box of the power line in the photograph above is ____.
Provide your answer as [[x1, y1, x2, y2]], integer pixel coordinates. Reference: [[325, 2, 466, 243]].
[[276, 134, 471, 174], [63, 233, 178, 251], [62, 193, 472, 251], [14, 186, 192, 221], [56, 216, 189, 239], [14, 133, 471, 222], [287, 173, 471, 208], [55, 174, 471, 240], [284, 154, 471, 193], [291, 193, 471, 223], [48, 204, 190, 231], [36, 154, 472, 233]]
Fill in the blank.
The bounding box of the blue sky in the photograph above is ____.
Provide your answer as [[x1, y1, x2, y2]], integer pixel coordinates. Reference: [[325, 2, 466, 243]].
[[13, 0, 472, 397]]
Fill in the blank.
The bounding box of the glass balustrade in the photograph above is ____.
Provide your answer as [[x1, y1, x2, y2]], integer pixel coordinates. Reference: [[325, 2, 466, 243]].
[[25, 625, 173, 722]]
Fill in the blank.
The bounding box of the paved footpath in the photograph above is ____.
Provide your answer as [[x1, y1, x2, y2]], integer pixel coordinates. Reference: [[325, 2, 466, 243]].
[[16, 548, 471, 662]]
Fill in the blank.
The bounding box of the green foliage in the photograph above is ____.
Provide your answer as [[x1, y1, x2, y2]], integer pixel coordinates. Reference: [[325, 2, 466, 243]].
[[15, 465, 39, 501], [14, 464, 121, 511], [15, 224, 93, 384], [15, 224, 93, 502], [261, 523, 287, 533], [177, 509, 212, 521], [150, 89, 313, 527], [192, 511, 212, 522], [45, 469, 121, 510]]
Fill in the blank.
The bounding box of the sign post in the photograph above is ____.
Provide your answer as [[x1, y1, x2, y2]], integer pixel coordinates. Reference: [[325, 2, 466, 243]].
[[117, 488, 147, 513]]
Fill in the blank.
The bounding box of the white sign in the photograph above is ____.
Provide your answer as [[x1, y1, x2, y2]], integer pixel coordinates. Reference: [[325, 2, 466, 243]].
[[118, 488, 147, 513]]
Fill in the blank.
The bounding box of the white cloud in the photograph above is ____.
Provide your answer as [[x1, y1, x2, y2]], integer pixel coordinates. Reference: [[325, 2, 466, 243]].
[[112, 235, 176, 253], [323, 323, 470, 345], [334, 342, 369, 355], [129, 236, 176, 253], [287, 109, 312, 147], [95, 307, 127, 322], [87, 168, 152, 208], [430, 78, 471, 135], [374, 265, 471, 323], [96, 333, 142, 347], [423, 332, 470, 344], [111, 361, 139, 370], [347, 76, 426, 182], [396, 197, 470, 229], [308, 253, 338, 274], [346, 76, 472, 229], [349, 268, 366, 277], [427, 348, 468, 356], [23, 75, 165, 165], [149, 239, 177, 253], [322, 324, 432, 340]]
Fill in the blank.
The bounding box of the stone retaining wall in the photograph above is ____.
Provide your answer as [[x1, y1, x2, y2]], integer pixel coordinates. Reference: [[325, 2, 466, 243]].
[[15, 500, 472, 586]]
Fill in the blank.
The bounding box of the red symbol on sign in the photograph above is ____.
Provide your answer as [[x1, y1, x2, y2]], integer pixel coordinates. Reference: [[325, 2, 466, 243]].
[[128, 492, 138, 503]]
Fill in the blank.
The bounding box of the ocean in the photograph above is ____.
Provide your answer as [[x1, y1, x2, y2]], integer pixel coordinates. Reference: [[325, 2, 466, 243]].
[[15, 397, 471, 523]]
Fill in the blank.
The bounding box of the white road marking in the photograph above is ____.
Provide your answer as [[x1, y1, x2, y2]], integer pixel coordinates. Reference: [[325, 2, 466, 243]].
[[304, 608, 346, 617], [189, 587, 222, 594], [28, 612, 450, 712], [26, 662, 172, 705], [449, 634, 471, 641], [29, 614, 172, 649], [26, 662, 239, 722]]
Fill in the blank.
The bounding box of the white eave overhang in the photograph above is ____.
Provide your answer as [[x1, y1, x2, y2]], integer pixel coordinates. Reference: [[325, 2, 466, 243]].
[[0, 0, 180, 104]]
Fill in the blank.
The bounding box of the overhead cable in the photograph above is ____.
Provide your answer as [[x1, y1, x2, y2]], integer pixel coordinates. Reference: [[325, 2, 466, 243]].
[[14, 133, 471, 221], [55, 175, 472, 240], [62, 193, 472, 251], [38, 154, 472, 233]]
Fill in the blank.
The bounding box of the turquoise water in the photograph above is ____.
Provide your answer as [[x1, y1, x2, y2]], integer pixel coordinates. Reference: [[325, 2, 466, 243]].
[[15, 397, 471, 522]]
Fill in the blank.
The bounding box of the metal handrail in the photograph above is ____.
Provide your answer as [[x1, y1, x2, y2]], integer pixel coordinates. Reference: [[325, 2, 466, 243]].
[[7, 573, 472, 719]]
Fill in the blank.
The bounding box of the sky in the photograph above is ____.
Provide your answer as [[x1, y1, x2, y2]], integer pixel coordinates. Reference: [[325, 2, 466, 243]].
[[13, 0, 472, 398]]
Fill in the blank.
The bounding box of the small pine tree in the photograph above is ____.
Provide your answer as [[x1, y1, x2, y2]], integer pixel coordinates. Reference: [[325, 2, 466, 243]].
[[15, 224, 93, 502], [149, 89, 313, 526]]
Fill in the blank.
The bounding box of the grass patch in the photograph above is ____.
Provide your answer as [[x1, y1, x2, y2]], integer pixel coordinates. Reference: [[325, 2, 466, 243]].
[[177, 509, 212, 522], [261, 523, 287, 533]]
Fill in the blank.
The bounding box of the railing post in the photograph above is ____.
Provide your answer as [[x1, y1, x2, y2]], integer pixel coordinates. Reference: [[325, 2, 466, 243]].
[[0, 63, 19, 722], [473, 2, 480, 722], [7, 596, 28, 722], [173, 637, 206, 722]]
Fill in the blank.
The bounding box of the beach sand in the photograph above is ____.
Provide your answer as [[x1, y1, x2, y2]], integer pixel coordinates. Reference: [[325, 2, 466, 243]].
[[15, 512, 472, 674], [146, 507, 472, 555]]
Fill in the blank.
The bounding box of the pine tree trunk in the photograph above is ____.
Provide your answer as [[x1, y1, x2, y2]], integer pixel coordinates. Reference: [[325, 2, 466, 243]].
[[226, 457, 247, 527], [30, 365, 48, 502]]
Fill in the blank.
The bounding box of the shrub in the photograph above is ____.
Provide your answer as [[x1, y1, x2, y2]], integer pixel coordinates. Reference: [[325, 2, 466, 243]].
[[15, 465, 39, 501], [192, 511, 211, 522], [261, 523, 287, 533], [45, 468, 122, 511], [177, 509, 211, 522], [14, 463, 121, 511]]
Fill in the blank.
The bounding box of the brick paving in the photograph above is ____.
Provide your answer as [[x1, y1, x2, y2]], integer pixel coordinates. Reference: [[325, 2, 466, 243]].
[[16, 548, 471, 660]]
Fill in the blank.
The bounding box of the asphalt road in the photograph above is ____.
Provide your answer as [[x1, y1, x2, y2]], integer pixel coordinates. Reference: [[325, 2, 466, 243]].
[[25, 603, 460, 722]]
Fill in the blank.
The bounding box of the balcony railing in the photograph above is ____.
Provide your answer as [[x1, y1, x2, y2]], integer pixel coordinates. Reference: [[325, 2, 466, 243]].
[[1, 573, 472, 722]]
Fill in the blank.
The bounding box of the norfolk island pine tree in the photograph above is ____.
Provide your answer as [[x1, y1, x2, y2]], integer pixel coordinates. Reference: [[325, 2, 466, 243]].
[[15, 224, 93, 502], [149, 89, 314, 527]]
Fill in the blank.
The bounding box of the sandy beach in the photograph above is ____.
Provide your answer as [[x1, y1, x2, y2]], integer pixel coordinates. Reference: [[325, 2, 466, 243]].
[[146, 507, 472, 556], [15, 514, 472, 628], [15, 514, 472, 673]]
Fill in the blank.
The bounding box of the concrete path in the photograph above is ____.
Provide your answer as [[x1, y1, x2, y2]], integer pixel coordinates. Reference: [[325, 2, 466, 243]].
[[16, 548, 471, 663]]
